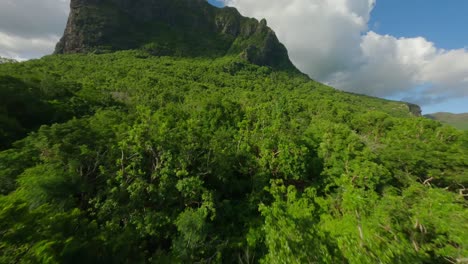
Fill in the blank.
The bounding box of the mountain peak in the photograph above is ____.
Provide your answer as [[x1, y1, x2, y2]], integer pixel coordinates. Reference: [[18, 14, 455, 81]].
[[55, 0, 297, 70]]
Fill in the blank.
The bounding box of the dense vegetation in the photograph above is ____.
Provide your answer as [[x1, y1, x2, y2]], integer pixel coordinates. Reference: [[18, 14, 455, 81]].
[[425, 112, 468, 131], [0, 51, 467, 263]]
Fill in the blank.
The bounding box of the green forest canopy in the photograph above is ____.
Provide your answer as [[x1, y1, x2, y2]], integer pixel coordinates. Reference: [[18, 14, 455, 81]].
[[0, 51, 467, 263]]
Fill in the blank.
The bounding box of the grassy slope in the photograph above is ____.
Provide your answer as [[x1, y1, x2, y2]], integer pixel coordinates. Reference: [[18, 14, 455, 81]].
[[0, 51, 415, 119], [425, 112, 468, 130]]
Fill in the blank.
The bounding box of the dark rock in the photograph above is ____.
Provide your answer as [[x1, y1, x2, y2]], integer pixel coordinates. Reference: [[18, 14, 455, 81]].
[[406, 103, 422, 117], [55, 0, 297, 71]]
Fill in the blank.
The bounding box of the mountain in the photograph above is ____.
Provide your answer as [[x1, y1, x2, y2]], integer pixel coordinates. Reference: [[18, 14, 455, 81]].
[[425, 112, 468, 130], [0, 1, 467, 263], [55, 0, 296, 71]]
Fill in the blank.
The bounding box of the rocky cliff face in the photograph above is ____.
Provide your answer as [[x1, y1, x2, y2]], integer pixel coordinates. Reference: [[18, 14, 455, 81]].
[[406, 103, 422, 117], [55, 0, 296, 70]]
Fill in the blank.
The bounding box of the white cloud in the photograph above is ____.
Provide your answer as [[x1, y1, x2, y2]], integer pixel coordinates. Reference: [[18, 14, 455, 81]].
[[0, 32, 60, 61], [330, 32, 435, 97], [225, 0, 468, 106], [422, 49, 468, 96], [0, 0, 69, 38], [331, 32, 468, 105], [0, 0, 69, 60], [226, 0, 375, 80]]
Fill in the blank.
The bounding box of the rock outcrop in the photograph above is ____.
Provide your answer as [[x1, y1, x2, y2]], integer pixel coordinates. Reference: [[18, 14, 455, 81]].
[[55, 0, 297, 70], [406, 103, 422, 117]]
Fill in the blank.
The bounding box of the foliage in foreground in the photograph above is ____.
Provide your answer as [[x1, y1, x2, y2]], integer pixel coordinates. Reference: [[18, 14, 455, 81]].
[[0, 51, 467, 263]]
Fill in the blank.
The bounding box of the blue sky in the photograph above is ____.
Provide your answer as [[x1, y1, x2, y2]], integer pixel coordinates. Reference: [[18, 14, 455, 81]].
[[208, 0, 224, 8], [369, 1, 468, 113], [370, 0, 468, 50], [212, 1, 468, 50]]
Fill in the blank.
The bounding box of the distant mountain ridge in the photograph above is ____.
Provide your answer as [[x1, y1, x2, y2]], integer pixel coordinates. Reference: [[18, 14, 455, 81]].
[[55, 0, 297, 71], [425, 112, 468, 130], [0, 57, 17, 64]]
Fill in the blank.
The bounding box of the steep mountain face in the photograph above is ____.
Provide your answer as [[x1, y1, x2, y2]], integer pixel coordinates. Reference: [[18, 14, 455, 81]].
[[406, 103, 422, 117], [55, 0, 296, 70]]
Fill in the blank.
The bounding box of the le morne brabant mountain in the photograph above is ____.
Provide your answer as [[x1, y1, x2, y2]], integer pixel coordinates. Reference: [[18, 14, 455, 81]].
[[0, 0, 467, 263], [55, 0, 296, 71]]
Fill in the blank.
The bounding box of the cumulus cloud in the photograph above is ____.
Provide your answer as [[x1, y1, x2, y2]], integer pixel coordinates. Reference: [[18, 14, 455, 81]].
[[0, 32, 60, 61], [0, 0, 69, 60], [333, 32, 468, 105], [225, 0, 468, 106]]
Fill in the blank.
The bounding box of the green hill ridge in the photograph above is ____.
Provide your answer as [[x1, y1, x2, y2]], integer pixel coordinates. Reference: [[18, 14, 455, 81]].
[[425, 112, 468, 130], [0, 0, 467, 263]]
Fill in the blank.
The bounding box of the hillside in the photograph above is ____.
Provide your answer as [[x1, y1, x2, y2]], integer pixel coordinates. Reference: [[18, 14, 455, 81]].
[[1, 51, 467, 263], [425, 112, 468, 130], [0, 0, 467, 263]]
